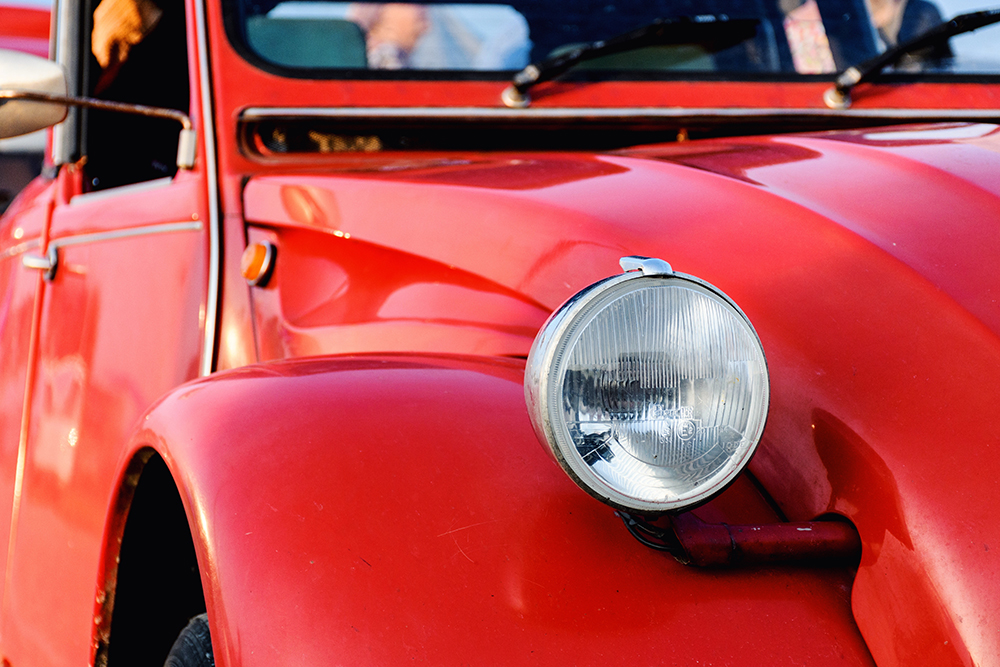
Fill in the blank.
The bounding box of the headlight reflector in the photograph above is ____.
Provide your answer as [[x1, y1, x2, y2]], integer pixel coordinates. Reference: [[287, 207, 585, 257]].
[[525, 259, 769, 514]]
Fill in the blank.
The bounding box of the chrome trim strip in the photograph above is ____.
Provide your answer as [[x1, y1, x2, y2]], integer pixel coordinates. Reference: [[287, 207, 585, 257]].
[[194, 0, 221, 377], [48, 220, 202, 249], [241, 106, 1000, 121], [69, 176, 173, 206], [51, 0, 79, 166], [0, 239, 41, 261]]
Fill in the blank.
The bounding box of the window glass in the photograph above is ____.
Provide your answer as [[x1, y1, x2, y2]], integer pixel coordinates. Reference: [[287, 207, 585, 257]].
[[86, 0, 190, 190], [253, 2, 532, 69], [911, 0, 999, 72], [227, 0, 1000, 77]]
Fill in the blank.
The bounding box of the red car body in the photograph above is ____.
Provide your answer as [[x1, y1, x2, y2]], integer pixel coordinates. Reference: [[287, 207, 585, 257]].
[[0, 0, 999, 666]]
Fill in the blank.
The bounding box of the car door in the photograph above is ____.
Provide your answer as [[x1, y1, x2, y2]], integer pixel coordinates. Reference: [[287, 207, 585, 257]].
[[0, 176, 53, 633], [0, 0, 213, 662]]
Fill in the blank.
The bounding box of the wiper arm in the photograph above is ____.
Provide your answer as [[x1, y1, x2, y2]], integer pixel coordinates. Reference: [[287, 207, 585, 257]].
[[824, 7, 1000, 109], [501, 15, 759, 108]]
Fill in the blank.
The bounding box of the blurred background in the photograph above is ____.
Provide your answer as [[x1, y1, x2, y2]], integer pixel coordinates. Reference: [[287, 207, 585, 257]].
[[1, 0, 50, 213]]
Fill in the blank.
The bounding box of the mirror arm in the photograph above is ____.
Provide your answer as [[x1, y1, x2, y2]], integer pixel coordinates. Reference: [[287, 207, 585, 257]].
[[0, 89, 196, 169]]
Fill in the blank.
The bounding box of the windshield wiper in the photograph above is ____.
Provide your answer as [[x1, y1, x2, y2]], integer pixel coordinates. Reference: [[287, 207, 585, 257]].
[[824, 7, 1000, 109], [501, 15, 759, 108]]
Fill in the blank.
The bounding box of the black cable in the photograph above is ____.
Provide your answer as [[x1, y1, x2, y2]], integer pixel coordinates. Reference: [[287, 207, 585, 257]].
[[617, 511, 689, 562]]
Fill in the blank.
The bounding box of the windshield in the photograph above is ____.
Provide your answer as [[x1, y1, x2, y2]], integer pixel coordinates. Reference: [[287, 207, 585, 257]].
[[224, 0, 1000, 77]]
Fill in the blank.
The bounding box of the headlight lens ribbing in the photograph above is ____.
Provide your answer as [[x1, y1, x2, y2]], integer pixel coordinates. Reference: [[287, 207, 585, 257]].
[[525, 259, 769, 514]]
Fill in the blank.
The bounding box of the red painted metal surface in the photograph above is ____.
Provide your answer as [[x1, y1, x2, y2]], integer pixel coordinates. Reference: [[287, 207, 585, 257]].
[[137, 355, 874, 666], [201, 0, 1000, 120], [0, 172, 209, 667], [1, 0, 1000, 663], [240, 124, 1000, 665]]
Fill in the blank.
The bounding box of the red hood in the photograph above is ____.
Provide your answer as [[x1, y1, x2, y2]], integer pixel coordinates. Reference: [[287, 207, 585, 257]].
[[244, 122, 1000, 666], [245, 123, 1000, 335]]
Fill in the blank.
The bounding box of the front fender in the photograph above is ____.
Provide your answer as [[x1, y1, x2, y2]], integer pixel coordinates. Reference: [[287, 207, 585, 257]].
[[133, 354, 872, 666]]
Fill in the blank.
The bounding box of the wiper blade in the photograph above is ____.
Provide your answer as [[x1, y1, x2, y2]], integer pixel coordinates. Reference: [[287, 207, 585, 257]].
[[501, 15, 759, 108], [824, 7, 1000, 109]]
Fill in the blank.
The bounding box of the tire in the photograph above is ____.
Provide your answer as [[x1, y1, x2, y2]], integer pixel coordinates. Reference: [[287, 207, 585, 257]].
[[164, 613, 214, 667]]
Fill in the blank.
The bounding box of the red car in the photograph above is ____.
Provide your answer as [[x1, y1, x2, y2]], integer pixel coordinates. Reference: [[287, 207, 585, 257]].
[[0, 0, 999, 665]]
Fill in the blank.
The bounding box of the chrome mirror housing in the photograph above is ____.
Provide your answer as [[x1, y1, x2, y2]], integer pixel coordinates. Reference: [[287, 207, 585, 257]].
[[0, 49, 69, 139]]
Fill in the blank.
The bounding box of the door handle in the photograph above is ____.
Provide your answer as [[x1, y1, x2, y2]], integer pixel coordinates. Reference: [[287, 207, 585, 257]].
[[22, 246, 58, 281]]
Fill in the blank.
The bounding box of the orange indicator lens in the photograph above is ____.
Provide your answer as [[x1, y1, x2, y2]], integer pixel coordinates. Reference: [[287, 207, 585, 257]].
[[241, 241, 275, 286]]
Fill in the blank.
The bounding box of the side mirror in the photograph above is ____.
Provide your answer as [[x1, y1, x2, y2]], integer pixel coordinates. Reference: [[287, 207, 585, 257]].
[[0, 48, 69, 139], [0, 48, 196, 169]]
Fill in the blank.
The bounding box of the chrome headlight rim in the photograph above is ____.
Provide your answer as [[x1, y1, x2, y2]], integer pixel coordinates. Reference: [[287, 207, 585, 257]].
[[526, 261, 770, 516]]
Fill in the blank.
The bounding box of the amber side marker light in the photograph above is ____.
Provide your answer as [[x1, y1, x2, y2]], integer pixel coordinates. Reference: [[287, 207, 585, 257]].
[[241, 241, 276, 287], [526, 257, 861, 566]]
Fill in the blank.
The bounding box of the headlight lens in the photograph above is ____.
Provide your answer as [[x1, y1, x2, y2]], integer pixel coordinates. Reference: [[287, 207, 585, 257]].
[[525, 259, 769, 514]]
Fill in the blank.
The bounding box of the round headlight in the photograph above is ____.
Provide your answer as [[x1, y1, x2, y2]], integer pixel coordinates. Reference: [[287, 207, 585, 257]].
[[525, 257, 769, 515]]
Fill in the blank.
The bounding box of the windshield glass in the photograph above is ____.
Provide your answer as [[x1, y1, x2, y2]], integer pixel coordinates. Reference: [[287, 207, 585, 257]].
[[224, 0, 1000, 77]]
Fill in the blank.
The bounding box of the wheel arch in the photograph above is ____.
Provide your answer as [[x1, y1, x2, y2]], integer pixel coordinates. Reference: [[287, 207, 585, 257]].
[[94, 447, 206, 667], [87, 352, 874, 667], [91, 353, 530, 667]]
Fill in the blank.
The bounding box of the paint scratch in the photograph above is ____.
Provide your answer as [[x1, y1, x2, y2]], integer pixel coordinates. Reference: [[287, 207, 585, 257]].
[[454, 538, 475, 563], [437, 519, 498, 537]]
